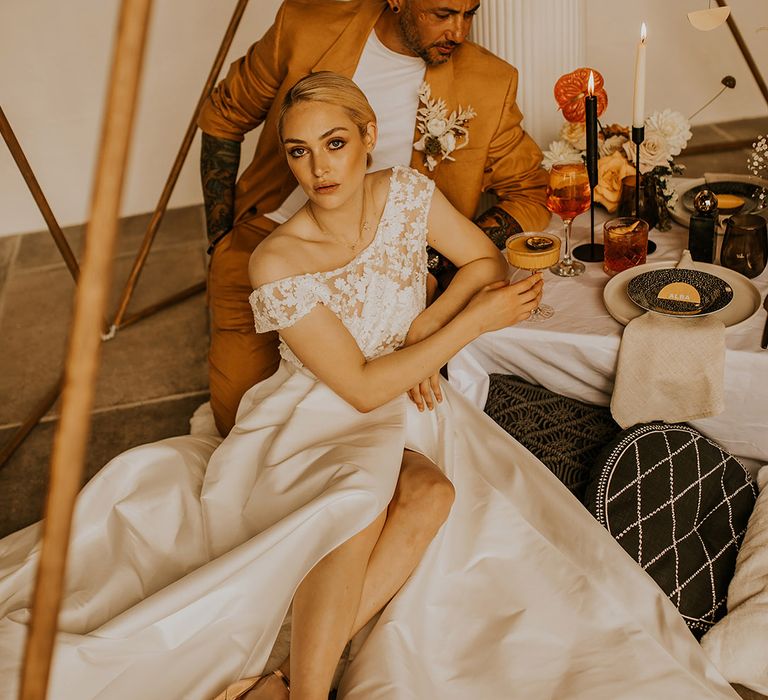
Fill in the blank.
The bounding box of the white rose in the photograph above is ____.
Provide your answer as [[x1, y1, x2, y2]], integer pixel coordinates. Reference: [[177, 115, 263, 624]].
[[560, 121, 587, 151], [599, 135, 627, 157], [623, 131, 672, 173], [426, 117, 448, 137], [593, 150, 636, 212], [541, 140, 583, 171], [438, 131, 457, 154], [646, 109, 691, 156]]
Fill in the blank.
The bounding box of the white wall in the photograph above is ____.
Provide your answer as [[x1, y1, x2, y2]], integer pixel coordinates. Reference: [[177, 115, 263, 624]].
[[1, 0, 766, 238], [0, 0, 281, 238], [584, 0, 768, 129]]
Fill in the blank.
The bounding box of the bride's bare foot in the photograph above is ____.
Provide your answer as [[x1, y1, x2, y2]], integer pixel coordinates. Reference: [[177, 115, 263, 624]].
[[242, 673, 290, 700]]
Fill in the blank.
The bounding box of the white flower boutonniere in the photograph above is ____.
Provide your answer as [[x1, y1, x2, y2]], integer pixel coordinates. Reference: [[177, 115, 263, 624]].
[[413, 82, 476, 171]]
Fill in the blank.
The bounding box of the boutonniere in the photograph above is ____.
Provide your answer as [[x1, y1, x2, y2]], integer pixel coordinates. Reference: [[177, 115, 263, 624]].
[[413, 81, 476, 172]]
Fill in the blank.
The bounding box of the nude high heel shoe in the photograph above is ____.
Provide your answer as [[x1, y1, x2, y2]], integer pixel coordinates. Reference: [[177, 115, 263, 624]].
[[213, 669, 290, 700]]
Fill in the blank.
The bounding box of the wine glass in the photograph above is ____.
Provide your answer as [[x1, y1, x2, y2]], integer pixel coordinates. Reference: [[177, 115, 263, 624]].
[[505, 233, 561, 321], [546, 163, 590, 277], [721, 214, 768, 279]]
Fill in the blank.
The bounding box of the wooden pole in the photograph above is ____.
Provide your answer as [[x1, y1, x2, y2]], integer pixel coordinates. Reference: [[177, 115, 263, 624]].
[[18, 1, 153, 697], [715, 0, 768, 109], [0, 108, 80, 283], [110, 0, 250, 331]]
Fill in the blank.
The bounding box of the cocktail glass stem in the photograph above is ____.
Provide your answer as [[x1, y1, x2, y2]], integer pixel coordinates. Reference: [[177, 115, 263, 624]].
[[551, 218, 586, 277], [563, 218, 575, 265], [510, 267, 553, 321]]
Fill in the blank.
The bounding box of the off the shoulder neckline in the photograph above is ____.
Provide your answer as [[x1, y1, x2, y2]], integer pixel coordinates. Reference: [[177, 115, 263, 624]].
[[249, 166, 405, 300]]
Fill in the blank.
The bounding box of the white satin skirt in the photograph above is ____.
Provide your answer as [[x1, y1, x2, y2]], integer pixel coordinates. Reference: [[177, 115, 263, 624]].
[[0, 361, 738, 699]]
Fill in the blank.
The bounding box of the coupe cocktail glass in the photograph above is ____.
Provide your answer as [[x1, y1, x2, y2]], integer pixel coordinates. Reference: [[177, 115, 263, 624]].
[[505, 233, 561, 321]]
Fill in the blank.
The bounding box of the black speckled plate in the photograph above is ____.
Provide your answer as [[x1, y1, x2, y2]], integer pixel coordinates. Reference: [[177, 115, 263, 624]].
[[681, 181, 764, 215], [626, 268, 734, 317]]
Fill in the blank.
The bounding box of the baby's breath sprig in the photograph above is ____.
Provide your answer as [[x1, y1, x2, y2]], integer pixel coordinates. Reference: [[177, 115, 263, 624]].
[[747, 134, 767, 209]]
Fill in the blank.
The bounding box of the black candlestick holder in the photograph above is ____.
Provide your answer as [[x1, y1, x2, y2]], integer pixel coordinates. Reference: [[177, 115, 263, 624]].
[[632, 125, 656, 255], [573, 192, 603, 262], [573, 95, 604, 263]]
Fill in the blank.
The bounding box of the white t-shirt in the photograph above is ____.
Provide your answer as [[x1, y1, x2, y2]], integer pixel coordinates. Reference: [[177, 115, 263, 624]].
[[265, 29, 425, 224]]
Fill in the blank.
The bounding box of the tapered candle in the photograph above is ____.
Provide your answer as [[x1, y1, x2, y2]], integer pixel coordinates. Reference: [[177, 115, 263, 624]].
[[632, 23, 647, 128], [585, 71, 598, 188]]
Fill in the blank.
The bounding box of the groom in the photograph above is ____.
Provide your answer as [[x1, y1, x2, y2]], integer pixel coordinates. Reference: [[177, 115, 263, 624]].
[[198, 0, 549, 436]]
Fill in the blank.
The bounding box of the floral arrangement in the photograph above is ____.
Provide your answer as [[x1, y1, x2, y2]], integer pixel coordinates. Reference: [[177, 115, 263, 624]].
[[413, 82, 476, 171], [748, 134, 768, 209], [542, 68, 692, 230]]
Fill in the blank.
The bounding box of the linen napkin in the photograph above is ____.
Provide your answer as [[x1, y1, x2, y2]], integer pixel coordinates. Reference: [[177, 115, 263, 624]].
[[610, 250, 726, 428]]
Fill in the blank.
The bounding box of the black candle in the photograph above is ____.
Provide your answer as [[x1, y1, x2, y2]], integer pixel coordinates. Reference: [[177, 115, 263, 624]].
[[585, 71, 598, 188], [572, 70, 605, 263]]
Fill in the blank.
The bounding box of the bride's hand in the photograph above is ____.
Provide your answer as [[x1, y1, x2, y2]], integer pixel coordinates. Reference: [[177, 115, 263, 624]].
[[402, 313, 443, 412], [463, 274, 543, 335]]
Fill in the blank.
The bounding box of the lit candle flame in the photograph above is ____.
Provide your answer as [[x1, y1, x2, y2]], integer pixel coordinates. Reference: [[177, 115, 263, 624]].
[[641, 22, 647, 43], [588, 71, 595, 96]]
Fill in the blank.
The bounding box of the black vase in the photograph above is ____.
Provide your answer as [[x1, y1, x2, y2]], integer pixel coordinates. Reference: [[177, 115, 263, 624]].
[[721, 214, 768, 279], [617, 174, 660, 230]]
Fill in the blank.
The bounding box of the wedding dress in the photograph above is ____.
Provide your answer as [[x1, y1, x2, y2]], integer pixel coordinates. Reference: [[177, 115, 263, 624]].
[[0, 167, 738, 699]]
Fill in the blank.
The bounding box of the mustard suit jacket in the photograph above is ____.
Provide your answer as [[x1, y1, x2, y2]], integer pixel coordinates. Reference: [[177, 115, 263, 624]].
[[198, 0, 550, 231]]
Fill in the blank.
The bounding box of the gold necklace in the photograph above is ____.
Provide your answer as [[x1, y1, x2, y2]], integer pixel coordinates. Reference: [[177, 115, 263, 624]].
[[306, 186, 371, 252]]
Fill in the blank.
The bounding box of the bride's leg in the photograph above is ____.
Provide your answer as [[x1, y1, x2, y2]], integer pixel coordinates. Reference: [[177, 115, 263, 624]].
[[347, 450, 454, 635], [288, 510, 387, 700], [277, 451, 454, 681]]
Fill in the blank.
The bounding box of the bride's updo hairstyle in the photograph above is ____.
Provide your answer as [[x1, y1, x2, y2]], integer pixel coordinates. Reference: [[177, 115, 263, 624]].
[[278, 72, 377, 165]]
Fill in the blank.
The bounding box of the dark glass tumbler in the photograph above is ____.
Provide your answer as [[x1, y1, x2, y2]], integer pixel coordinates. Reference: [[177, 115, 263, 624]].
[[720, 214, 768, 279]]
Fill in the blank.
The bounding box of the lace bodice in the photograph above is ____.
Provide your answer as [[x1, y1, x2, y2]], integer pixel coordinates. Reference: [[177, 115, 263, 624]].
[[249, 166, 434, 369]]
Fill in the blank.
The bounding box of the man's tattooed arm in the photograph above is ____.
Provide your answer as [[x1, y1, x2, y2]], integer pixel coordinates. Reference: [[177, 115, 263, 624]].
[[473, 206, 523, 249], [428, 206, 523, 291], [200, 132, 241, 252]]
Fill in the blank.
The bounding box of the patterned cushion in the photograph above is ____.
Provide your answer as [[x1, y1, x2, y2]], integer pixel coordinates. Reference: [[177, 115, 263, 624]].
[[584, 423, 757, 639], [483, 374, 621, 499]]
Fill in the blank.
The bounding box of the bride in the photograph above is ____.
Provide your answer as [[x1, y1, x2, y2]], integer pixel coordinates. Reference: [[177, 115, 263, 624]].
[[0, 73, 738, 700]]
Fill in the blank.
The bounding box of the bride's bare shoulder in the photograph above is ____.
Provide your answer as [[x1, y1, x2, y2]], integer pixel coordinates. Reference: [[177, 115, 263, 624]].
[[368, 167, 394, 202], [248, 222, 307, 289]]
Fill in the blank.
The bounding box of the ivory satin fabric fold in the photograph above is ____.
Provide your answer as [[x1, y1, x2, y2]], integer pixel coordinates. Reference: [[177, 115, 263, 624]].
[[0, 367, 738, 699]]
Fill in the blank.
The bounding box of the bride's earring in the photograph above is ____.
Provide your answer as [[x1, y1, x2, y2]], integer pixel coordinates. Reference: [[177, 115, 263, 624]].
[[391, 3, 400, 14]]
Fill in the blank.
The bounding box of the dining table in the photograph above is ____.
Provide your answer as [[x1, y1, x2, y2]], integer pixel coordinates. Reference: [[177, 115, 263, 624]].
[[447, 180, 768, 474]]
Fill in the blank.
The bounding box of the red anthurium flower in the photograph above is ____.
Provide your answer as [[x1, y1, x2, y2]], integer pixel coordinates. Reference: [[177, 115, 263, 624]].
[[554, 67, 608, 123]]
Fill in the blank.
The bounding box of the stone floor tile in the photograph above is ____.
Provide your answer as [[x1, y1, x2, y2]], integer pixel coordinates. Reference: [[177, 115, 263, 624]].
[[0, 235, 19, 311], [713, 116, 768, 143], [14, 205, 206, 273], [687, 124, 723, 149], [117, 205, 206, 255], [0, 265, 73, 425], [94, 293, 208, 411], [106, 236, 207, 313], [14, 223, 84, 271], [0, 393, 208, 538], [677, 148, 754, 179], [0, 243, 208, 425]]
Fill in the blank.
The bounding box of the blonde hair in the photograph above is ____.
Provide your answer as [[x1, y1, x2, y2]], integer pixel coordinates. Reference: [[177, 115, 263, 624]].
[[278, 72, 377, 146]]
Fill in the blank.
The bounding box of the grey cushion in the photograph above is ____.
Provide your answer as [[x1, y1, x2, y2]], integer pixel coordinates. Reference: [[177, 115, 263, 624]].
[[483, 374, 621, 499], [584, 423, 757, 639]]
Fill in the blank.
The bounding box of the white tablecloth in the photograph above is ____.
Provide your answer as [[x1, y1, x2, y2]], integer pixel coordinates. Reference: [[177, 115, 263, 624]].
[[448, 201, 768, 471]]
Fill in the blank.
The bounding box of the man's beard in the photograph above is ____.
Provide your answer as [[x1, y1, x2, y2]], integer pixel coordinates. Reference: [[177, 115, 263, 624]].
[[397, 6, 455, 65]]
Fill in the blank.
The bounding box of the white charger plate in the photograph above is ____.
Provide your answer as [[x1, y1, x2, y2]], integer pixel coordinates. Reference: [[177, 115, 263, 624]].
[[670, 174, 768, 227], [603, 261, 761, 328]]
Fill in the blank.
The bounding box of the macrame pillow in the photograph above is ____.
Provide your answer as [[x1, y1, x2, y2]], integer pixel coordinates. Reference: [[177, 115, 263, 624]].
[[584, 423, 757, 639], [483, 374, 621, 500]]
